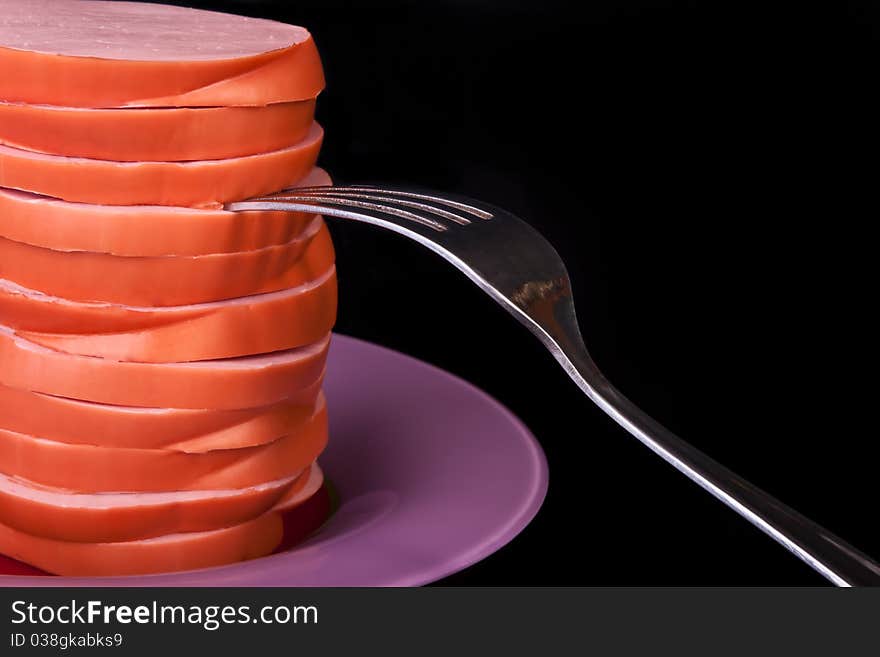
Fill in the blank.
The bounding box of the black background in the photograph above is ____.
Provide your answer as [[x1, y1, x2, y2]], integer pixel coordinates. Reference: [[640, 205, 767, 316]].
[[163, 0, 875, 585]]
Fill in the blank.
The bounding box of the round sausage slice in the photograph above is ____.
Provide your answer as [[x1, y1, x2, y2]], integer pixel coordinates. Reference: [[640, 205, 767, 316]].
[[0, 328, 330, 410], [0, 512, 285, 576], [0, 396, 327, 492], [0, 219, 335, 306], [0, 382, 323, 452], [0, 168, 330, 256], [0, 0, 324, 108], [17, 267, 337, 363], [0, 469, 312, 543], [0, 123, 323, 206], [0, 100, 316, 161]]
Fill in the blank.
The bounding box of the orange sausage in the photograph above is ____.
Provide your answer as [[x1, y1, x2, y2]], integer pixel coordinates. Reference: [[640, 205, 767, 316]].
[[0, 262, 335, 339], [0, 1, 324, 108], [0, 328, 330, 410], [0, 168, 331, 256], [0, 123, 323, 207], [0, 463, 328, 576], [0, 100, 316, 161], [0, 511, 285, 576], [0, 1, 335, 578], [18, 268, 337, 363], [0, 397, 327, 492], [0, 469, 312, 543], [0, 220, 335, 306], [0, 381, 323, 452]]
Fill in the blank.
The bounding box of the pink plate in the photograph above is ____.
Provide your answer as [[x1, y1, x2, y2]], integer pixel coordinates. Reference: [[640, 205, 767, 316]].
[[0, 333, 548, 586]]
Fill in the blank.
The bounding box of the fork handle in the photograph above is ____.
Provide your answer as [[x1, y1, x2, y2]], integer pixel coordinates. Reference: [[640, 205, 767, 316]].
[[557, 344, 880, 586]]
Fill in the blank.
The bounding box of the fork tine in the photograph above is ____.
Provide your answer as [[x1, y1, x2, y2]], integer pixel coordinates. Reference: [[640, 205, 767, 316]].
[[280, 189, 472, 225], [242, 194, 449, 232], [289, 186, 494, 220]]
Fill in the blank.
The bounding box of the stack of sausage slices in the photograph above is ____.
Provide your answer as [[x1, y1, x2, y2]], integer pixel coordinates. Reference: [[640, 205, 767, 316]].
[[0, 0, 336, 576]]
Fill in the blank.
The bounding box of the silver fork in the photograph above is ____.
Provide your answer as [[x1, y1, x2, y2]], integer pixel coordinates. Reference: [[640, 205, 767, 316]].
[[228, 184, 880, 586]]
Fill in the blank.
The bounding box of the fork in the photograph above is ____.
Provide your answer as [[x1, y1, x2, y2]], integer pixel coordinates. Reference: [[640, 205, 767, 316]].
[[227, 184, 880, 586]]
